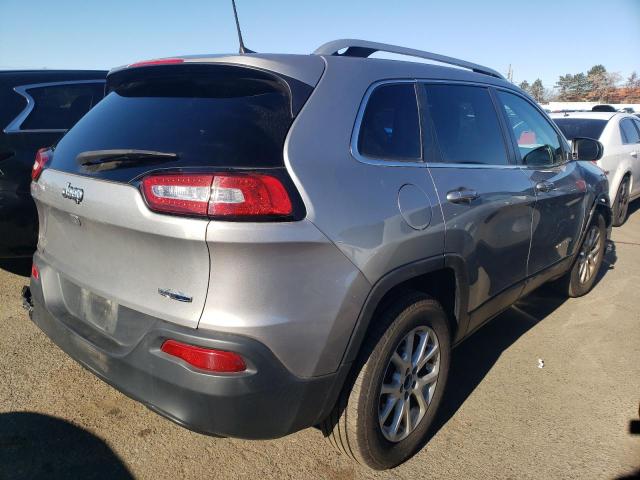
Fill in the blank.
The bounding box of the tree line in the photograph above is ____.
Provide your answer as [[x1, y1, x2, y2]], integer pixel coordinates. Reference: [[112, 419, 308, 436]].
[[518, 65, 640, 104]]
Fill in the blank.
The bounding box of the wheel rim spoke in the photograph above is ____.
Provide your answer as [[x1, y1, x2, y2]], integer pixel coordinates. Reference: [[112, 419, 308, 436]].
[[403, 332, 415, 365], [403, 398, 412, 434], [579, 261, 587, 283], [419, 343, 439, 369], [380, 396, 398, 424], [411, 331, 428, 367], [413, 387, 428, 416], [389, 399, 405, 438], [391, 351, 407, 370], [419, 363, 439, 383], [380, 381, 400, 396]]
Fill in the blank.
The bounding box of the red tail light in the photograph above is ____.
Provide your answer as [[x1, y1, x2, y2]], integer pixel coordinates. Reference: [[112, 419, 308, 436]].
[[31, 263, 39, 280], [32, 148, 52, 181], [129, 58, 184, 68], [141, 173, 293, 219], [141, 174, 213, 216], [161, 340, 246, 372]]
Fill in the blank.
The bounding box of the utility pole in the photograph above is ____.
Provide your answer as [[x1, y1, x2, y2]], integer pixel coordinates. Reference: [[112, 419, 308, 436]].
[[507, 64, 513, 83]]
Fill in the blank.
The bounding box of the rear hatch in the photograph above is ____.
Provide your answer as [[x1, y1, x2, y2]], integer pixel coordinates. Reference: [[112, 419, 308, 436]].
[[32, 63, 314, 329]]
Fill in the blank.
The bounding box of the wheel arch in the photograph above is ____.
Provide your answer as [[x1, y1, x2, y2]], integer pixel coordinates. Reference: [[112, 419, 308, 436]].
[[340, 255, 470, 367], [621, 170, 632, 194], [610, 168, 632, 201], [586, 191, 612, 237]]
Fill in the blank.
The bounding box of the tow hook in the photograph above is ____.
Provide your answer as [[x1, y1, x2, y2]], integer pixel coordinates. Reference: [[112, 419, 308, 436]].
[[21, 286, 33, 317]]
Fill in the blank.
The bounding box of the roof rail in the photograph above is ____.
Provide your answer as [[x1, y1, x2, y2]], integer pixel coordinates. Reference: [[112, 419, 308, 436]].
[[313, 39, 504, 80]]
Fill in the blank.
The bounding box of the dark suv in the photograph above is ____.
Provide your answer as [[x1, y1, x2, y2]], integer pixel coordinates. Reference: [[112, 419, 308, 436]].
[[0, 70, 106, 261], [26, 40, 610, 469]]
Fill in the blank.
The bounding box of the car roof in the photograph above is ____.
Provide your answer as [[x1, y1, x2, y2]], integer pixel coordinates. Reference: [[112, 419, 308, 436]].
[[112, 52, 516, 91], [112, 40, 515, 90]]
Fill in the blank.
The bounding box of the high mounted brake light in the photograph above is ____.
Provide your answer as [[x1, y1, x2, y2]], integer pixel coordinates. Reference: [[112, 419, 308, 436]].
[[128, 58, 184, 68], [32, 148, 52, 181], [140, 172, 293, 219]]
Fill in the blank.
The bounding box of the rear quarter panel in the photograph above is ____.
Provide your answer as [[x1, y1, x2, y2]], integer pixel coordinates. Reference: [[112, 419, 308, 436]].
[[283, 57, 448, 284]]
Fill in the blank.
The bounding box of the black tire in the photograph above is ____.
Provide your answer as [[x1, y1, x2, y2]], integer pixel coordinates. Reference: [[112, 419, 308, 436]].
[[555, 213, 606, 298], [321, 291, 451, 470], [612, 177, 630, 227]]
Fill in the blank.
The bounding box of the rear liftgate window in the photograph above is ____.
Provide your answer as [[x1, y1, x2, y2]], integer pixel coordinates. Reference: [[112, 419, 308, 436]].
[[50, 65, 312, 182]]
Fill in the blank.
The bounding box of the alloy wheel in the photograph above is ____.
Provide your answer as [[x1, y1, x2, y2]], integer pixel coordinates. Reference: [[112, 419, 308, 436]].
[[378, 326, 440, 442], [616, 180, 629, 224], [577, 225, 602, 284]]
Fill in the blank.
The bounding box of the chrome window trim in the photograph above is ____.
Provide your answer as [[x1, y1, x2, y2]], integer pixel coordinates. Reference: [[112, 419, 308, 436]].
[[425, 162, 523, 170], [350, 79, 427, 168], [3, 79, 106, 134], [350, 77, 563, 171]]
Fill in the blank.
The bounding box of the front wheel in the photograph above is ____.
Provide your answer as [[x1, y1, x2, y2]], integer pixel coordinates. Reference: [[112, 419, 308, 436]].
[[321, 292, 451, 469], [556, 213, 606, 297]]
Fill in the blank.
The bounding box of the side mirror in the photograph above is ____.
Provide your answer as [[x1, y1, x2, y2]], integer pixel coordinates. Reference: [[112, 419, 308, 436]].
[[571, 137, 604, 162]]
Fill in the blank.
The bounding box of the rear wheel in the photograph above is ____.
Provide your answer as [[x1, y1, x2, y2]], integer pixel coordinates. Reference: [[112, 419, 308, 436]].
[[321, 292, 451, 469], [612, 177, 630, 227], [555, 213, 606, 297]]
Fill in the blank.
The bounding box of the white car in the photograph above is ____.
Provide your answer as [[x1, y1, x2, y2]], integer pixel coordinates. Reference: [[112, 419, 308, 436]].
[[552, 112, 640, 226]]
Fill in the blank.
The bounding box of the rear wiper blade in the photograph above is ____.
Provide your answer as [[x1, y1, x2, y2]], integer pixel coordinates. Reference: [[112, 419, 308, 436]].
[[77, 149, 178, 166]]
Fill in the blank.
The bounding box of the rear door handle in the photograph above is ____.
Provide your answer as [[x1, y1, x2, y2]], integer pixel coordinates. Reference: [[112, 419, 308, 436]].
[[535, 181, 555, 193], [446, 188, 479, 204], [631, 151, 638, 158]]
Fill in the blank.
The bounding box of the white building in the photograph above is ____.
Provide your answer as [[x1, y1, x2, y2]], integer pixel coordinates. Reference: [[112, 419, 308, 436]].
[[540, 101, 640, 112]]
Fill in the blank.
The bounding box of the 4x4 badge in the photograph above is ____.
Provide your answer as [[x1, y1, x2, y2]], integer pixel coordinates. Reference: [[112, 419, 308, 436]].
[[62, 183, 84, 204]]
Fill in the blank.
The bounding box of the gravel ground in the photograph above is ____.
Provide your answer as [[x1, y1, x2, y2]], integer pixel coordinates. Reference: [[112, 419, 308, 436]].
[[1, 206, 639, 480]]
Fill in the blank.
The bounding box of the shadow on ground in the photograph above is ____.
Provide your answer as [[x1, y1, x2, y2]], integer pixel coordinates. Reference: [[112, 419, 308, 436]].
[[627, 198, 640, 219], [615, 468, 640, 480], [427, 285, 566, 439], [424, 237, 619, 447], [0, 412, 132, 479]]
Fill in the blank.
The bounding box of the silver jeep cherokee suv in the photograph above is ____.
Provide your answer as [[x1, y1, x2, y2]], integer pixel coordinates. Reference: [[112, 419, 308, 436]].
[[27, 40, 610, 469]]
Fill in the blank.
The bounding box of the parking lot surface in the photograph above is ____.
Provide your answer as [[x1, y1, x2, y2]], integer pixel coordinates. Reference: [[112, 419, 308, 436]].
[[1, 206, 639, 480]]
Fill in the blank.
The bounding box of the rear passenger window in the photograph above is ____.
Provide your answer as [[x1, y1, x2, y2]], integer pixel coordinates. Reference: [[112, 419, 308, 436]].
[[20, 82, 104, 131], [620, 118, 640, 144], [423, 84, 508, 165], [358, 83, 421, 161]]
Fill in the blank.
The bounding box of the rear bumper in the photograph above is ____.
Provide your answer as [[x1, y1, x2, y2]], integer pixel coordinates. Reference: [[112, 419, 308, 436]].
[[27, 276, 347, 439]]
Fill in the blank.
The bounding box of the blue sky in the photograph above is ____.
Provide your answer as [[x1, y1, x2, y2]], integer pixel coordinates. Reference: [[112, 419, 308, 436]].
[[1, 0, 638, 88]]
